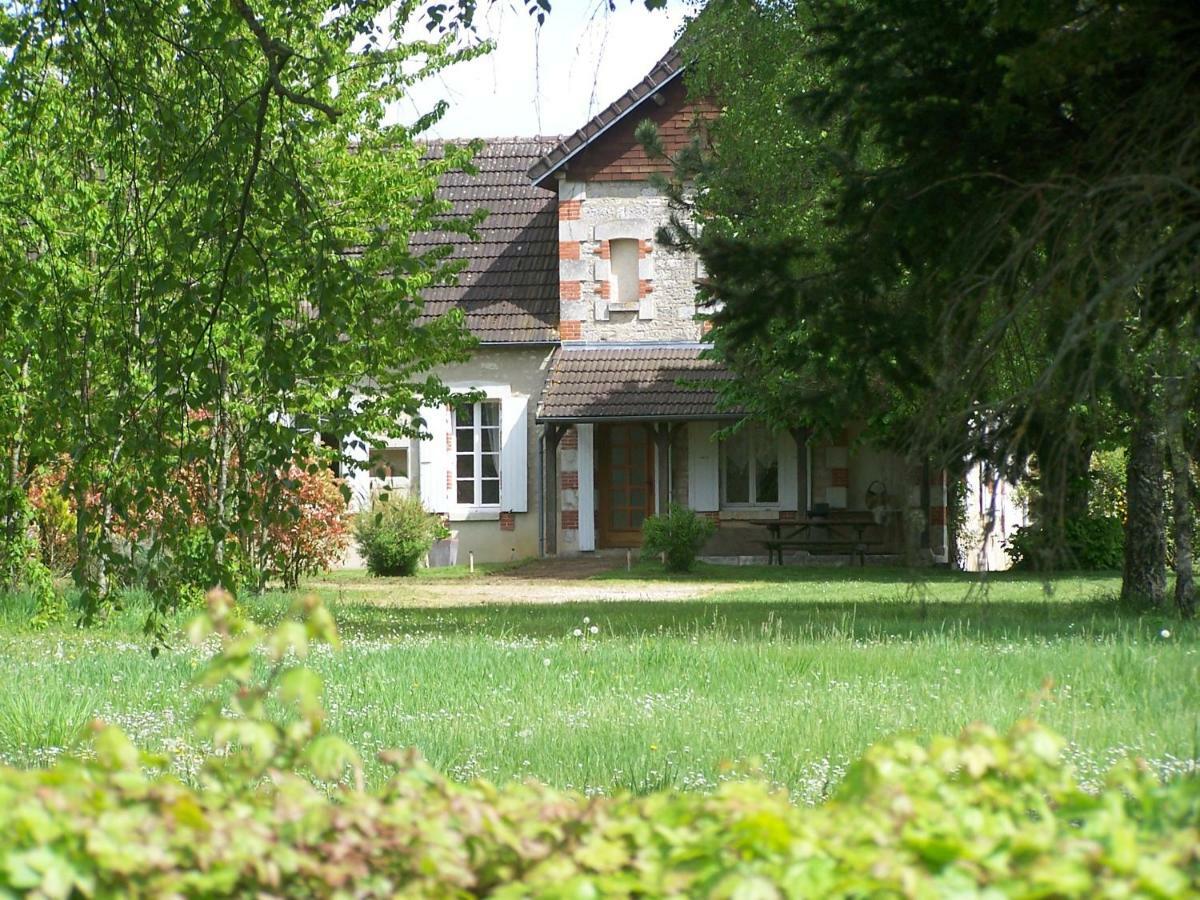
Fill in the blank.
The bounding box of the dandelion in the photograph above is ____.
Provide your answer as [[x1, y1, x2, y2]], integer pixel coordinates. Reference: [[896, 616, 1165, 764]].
[[543, 658, 551, 667], [583, 616, 590, 625], [589, 625, 599, 635], [573, 629, 583, 637], [1161, 629, 1171, 639]]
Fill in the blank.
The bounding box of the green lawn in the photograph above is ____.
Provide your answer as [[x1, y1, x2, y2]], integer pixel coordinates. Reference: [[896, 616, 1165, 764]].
[[1, 565, 1196, 803]]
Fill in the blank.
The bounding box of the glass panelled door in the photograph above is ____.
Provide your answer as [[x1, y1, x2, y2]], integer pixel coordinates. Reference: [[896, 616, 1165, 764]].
[[598, 424, 655, 547]]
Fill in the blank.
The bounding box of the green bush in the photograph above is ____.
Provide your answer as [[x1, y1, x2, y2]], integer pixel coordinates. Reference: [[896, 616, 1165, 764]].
[[353, 491, 438, 576], [642, 504, 716, 572], [1, 593, 1197, 897], [1005, 514, 1125, 570]]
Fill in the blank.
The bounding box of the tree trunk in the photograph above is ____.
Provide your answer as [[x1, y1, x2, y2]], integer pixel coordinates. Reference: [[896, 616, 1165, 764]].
[[1167, 381, 1195, 617], [213, 363, 231, 582], [3, 357, 30, 589], [1122, 402, 1167, 609]]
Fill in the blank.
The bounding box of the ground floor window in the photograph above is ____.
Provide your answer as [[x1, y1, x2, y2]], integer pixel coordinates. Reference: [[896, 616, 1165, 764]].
[[721, 426, 779, 506], [454, 400, 501, 506]]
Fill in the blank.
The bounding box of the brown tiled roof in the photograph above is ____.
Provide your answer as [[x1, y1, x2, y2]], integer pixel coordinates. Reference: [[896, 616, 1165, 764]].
[[538, 345, 739, 421], [527, 48, 684, 187], [415, 139, 560, 343]]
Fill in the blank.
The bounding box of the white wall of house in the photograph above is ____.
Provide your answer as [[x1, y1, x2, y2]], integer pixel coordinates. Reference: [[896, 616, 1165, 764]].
[[343, 345, 554, 566], [961, 462, 1028, 571]]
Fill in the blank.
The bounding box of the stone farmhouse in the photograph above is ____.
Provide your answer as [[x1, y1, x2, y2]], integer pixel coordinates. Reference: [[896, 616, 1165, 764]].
[[345, 49, 952, 565]]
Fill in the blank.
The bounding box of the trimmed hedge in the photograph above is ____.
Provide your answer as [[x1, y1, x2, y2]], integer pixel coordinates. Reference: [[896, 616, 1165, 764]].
[[3, 721, 1198, 897], [2, 596, 1197, 897]]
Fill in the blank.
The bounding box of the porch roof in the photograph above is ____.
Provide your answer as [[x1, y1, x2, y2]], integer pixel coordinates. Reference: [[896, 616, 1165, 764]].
[[537, 344, 740, 422]]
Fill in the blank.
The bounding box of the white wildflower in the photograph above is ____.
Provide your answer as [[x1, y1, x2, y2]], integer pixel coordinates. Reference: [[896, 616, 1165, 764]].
[[1160, 629, 1171, 639], [589, 625, 599, 635], [543, 658, 551, 667], [573, 629, 583, 637]]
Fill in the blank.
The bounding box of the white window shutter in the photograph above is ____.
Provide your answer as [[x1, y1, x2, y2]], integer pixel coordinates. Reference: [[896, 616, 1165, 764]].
[[577, 424, 595, 551], [418, 404, 449, 513], [778, 430, 799, 511], [687, 421, 720, 511], [500, 394, 528, 512]]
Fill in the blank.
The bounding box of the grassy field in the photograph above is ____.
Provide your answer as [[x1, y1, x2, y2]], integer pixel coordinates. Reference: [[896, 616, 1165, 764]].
[[1, 563, 1197, 803]]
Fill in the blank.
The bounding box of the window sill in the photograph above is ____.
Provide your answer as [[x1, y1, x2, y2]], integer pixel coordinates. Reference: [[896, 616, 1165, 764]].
[[718, 507, 785, 521], [447, 507, 501, 522], [608, 302, 641, 313]]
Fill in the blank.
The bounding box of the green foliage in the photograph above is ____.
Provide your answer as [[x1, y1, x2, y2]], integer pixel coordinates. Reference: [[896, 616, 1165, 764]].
[[1005, 516, 1125, 571], [641, 504, 716, 572], [1089, 449, 1128, 521], [354, 492, 439, 577], [0, 1, 485, 621]]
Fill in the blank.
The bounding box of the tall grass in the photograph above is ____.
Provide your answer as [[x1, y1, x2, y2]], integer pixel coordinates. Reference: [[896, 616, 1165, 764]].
[[0, 568, 1196, 801]]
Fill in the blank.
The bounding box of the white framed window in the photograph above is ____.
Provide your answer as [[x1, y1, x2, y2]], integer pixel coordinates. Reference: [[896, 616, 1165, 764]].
[[721, 426, 779, 506], [610, 238, 640, 304], [454, 400, 501, 507]]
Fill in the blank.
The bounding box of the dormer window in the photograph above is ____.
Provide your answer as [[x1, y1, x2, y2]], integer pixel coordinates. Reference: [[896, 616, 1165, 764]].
[[610, 238, 640, 305]]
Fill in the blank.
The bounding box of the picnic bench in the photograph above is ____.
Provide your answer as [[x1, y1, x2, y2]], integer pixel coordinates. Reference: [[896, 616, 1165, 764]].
[[758, 514, 885, 566]]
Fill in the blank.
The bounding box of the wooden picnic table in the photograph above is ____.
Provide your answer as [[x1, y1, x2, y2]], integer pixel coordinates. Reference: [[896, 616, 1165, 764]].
[[758, 515, 883, 565]]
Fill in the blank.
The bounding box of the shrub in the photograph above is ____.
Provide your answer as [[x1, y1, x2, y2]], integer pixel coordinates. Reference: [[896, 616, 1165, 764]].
[[642, 504, 716, 572], [260, 463, 350, 589], [1005, 514, 1124, 570], [353, 491, 438, 576]]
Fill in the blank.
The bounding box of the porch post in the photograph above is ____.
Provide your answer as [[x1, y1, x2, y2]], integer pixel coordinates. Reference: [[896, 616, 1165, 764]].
[[790, 427, 810, 515], [543, 424, 567, 556], [653, 423, 672, 515]]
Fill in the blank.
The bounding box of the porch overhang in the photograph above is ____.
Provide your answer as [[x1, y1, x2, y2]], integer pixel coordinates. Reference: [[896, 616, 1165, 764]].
[[536, 344, 740, 423]]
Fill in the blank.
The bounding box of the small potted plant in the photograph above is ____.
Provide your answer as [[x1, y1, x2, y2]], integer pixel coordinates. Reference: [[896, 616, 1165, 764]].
[[427, 516, 458, 568]]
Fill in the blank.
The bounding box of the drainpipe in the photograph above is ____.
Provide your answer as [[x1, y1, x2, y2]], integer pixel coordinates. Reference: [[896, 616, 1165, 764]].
[[536, 426, 545, 558]]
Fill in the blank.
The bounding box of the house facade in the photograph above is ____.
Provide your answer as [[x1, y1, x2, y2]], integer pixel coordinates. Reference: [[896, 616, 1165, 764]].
[[347, 51, 952, 565]]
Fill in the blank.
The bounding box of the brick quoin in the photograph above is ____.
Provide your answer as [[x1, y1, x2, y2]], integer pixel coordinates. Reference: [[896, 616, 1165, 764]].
[[638, 280, 653, 297], [598, 240, 611, 260], [499, 512, 516, 532], [831, 467, 850, 488], [558, 199, 582, 220], [561, 510, 579, 530], [597, 281, 611, 300], [560, 428, 578, 450], [639, 239, 653, 258], [559, 320, 582, 340], [559, 241, 581, 260], [561, 280, 581, 300], [560, 471, 579, 490], [929, 506, 947, 526], [445, 471, 453, 490]]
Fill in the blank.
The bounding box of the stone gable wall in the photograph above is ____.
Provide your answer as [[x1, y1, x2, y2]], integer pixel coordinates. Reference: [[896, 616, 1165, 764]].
[[558, 180, 704, 343]]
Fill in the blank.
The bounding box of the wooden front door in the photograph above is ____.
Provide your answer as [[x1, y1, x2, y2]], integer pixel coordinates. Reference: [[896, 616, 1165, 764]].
[[597, 424, 655, 548]]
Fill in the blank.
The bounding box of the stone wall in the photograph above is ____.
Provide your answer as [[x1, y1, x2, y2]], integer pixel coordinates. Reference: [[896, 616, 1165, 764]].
[[558, 180, 703, 344]]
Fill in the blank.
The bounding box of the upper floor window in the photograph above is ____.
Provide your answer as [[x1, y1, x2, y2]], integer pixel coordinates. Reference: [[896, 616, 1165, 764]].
[[610, 238, 640, 304], [455, 400, 501, 506], [721, 426, 779, 506]]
